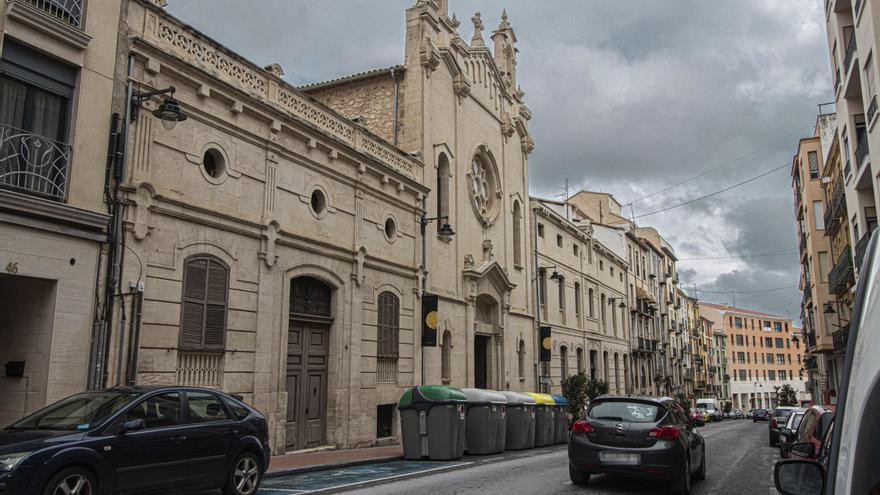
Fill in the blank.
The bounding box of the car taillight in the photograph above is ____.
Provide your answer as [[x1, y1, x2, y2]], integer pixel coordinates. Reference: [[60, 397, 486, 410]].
[[571, 420, 595, 433], [648, 426, 681, 441], [771, 418, 777, 428]]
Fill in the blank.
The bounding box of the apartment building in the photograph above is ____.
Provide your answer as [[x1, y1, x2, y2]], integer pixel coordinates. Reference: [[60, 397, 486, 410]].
[[824, 0, 879, 277], [0, 0, 120, 425], [700, 304, 810, 410], [530, 198, 630, 394]]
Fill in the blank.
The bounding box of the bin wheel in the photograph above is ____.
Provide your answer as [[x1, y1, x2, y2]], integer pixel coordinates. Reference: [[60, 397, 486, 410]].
[[569, 466, 590, 485]]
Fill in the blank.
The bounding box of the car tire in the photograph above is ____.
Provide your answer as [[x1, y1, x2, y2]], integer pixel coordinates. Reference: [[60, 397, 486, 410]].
[[569, 466, 590, 485], [769, 433, 778, 447], [694, 446, 706, 481], [42, 466, 97, 495], [670, 455, 691, 495], [223, 451, 262, 495]]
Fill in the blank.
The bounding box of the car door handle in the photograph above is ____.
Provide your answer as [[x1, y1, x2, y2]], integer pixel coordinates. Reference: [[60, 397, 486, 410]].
[[171, 435, 187, 442]]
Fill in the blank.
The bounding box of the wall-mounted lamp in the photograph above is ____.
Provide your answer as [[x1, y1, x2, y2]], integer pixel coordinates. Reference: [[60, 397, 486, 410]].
[[131, 86, 188, 130]]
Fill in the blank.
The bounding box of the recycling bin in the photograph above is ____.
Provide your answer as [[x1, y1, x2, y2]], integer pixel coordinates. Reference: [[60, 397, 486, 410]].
[[551, 394, 570, 444], [527, 392, 557, 447], [500, 391, 536, 450], [460, 389, 508, 454], [398, 385, 467, 460]]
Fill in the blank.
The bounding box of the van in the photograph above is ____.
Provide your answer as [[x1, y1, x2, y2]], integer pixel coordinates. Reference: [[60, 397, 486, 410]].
[[695, 399, 722, 422]]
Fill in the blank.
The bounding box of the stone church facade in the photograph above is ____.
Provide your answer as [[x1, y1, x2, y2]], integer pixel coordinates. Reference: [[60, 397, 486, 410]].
[[108, 0, 536, 454]]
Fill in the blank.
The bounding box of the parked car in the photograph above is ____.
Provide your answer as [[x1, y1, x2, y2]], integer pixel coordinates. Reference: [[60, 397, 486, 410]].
[[788, 406, 834, 460], [732, 409, 745, 419], [778, 411, 806, 458], [774, 233, 880, 495], [689, 408, 705, 427], [569, 396, 706, 494], [752, 409, 770, 422], [769, 407, 804, 446], [0, 386, 270, 495]]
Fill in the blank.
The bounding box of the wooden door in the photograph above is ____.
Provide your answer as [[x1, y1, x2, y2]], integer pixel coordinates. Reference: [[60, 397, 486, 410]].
[[474, 335, 488, 389], [285, 322, 329, 451]]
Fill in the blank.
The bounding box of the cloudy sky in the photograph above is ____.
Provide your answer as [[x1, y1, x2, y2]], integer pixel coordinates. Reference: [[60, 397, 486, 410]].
[[169, 1, 833, 322]]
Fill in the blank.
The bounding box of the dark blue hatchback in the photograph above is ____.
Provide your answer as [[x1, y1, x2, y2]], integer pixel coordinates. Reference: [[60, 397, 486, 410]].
[[0, 386, 270, 495]]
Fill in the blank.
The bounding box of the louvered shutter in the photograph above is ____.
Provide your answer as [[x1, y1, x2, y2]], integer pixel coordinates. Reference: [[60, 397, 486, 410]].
[[377, 292, 399, 359], [180, 256, 228, 351], [204, 259, 228, 350]]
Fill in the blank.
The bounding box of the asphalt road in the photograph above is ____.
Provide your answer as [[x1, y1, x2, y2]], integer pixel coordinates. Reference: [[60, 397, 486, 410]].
[[269, 418, 780, 495]]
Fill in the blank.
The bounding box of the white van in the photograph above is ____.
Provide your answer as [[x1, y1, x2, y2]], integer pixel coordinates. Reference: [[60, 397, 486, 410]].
[[695, 398, 722, 422]]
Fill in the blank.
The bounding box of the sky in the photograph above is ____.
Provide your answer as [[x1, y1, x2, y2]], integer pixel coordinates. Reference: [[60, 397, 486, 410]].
[[169, 1, 833, 322]]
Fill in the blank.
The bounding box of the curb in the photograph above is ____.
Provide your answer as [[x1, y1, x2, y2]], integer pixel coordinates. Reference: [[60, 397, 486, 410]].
[[265, 455, 404, 478]]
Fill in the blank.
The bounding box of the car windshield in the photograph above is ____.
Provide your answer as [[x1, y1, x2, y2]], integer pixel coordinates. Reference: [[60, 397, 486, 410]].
[[588, 401, 661, 423], [789, 413, 805, 430], [8, 391, 140, 431]]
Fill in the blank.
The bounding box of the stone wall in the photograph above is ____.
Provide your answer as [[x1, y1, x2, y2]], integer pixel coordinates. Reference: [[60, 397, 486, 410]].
[[307, 74, 403, 146]]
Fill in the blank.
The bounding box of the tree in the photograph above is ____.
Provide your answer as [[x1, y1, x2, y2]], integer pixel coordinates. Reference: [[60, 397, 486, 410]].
[[777, 384, 798, 407], [584, 378, 609, 401], [674, 392, 691, 412], [562, 372, 588, 419], [723, 402, 732, 413]]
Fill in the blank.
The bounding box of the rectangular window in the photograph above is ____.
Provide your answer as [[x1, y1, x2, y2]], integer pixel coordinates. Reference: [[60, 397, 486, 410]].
[[768, 370, 776, 381], [573, 244, 579, 256], [777, 354, 786, 365], [813, 201, 825, 230], [739, 369, 747, 381], [818, 252, 829, 283], [808, 151, 819, 180], [765, 337, 773, 348], [766, 352, 774, 363], [735, 335, 744, 346], [775, 338, 784, 348], [866, 52, 877, 102], [774, 322, 783, 332], [537, 223, 545, 238], [557, 234, 563, 248], [779, 370, 787, 381], [734, 317, 743, 328], [737, 352, 745, 363]]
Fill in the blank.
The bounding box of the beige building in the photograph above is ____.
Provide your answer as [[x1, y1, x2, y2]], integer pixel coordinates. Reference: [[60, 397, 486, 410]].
[[530, 198, 630, 394], [700, 303, 809, 410], [0, 0, 120, 426]]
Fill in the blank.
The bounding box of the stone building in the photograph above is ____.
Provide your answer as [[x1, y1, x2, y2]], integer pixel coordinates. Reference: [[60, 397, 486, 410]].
[[305, 1, 536, 394], [530, 198, 630, 394], [0, 0, 120, 426], [111, 0, 429, 453]]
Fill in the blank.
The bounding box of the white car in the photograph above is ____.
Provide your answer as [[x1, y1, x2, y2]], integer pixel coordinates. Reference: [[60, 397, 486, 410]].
[[773, 233, 880, 494]]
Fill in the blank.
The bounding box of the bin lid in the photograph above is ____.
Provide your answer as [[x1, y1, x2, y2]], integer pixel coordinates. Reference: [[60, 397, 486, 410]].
[[500, 391, 537, 405], [526, 392, 556, 405], [398, 385, 466, 410], [551, 394, 570, 406], [460, 388, 508, 405]]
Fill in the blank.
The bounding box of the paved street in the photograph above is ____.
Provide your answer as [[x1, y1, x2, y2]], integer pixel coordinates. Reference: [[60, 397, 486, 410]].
[[258, 419, 779, 494]]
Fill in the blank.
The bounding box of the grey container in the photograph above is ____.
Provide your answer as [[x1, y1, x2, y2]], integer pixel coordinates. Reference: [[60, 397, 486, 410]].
[[398, 385, 467, 460], [500, 391, 537, 450], [551, 394, 571, 444], [461, 389, 508, 454], [532, 402, 556, 447]]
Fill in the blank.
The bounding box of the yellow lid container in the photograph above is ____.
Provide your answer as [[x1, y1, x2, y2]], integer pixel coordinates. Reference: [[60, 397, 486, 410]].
[[526, 392, 556, 405]]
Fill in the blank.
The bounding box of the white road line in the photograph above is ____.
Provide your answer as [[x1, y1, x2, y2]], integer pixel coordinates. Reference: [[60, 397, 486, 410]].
[[292, 462, 475, 494], [480, 457, 505, 462]]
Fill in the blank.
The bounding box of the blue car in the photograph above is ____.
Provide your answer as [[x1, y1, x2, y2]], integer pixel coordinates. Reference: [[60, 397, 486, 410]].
[[0, 386, 270, 494]]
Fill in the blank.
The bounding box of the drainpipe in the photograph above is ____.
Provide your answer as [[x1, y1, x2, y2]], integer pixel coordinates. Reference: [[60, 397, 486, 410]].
[[532, 206, 543, 392], [391, 67, 401, 147]]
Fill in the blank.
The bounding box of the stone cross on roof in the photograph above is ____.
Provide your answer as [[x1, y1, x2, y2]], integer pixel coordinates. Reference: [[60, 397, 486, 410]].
[[471, 12, 485, 47]]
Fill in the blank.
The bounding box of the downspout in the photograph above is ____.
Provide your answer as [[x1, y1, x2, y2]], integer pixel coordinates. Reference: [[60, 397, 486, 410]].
[[391, 67, 400, 147], [532, 206, 542, 392]]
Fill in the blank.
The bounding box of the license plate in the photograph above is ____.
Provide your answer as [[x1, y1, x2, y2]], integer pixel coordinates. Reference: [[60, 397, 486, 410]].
[[599, 452, 640, 465]]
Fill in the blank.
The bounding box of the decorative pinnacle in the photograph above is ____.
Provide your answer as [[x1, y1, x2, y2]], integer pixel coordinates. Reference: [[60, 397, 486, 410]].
[[471, 12, 485, 46], [499, 9, 509, 29], [450, 12, 460, 28]]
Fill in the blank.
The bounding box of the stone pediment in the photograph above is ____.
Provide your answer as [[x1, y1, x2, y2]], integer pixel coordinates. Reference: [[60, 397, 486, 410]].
[[462, 258, 516, 293]]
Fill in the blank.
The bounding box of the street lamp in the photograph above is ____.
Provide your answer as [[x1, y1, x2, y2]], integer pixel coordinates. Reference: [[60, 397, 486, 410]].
[[131, 86, 188, 130], [539, 265, 563, 281], [608, 297, 626, 308], [823, 302, 836, 314]]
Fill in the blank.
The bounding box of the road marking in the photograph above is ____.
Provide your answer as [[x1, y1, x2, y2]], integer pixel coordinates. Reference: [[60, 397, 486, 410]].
[[277, 462, 475, 494], [480, 457, 505, 462]]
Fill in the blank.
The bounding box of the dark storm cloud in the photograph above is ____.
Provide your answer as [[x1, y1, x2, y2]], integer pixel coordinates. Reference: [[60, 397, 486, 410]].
[[168, 1, 828, 319]]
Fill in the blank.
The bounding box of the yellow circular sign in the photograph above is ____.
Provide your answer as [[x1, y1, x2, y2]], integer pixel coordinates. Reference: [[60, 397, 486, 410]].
[[425, 311, 438, 330], [542, 337, 552, 350]]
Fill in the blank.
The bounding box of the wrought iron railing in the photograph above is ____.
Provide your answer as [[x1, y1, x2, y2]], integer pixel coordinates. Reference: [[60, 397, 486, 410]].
[[799, 232, 808, 255], [0, 124, 70, 201], [824, 173, 846, 235], [834, 69, 842, 94], [855, 135, 869, 169], [844, 158, 852, 177], [855, 231, 873, 270], [21, 0, 83, 28], [832, 323, 850, 352], [868, 95, 878, 125], [855, 0, 866, 18], [828, 249, 855, 295], [844, 30, 858, 72], [377, 358, 398, 383], [177, 351, 224, 388], [802, 284, 812, 303]]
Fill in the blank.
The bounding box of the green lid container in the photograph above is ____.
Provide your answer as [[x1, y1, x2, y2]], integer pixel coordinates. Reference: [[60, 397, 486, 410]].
[[398, 385, 467, 410]]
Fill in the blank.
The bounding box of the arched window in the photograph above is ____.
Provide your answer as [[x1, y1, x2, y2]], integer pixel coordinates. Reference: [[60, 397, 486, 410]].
[[600, 294, 606, 331], [512, 200, 523, 266], [611, 298, 617, 335], [377, 292, 400, 360], [576, 347, 584, 373], [180, 255, 229, 351], [518, 339, 525, 379], [588, 288, 594, 318], [574, 282, 581, 320], [557, 277, 565, 313], [560, 345, 569, 381], [614, 353, 621, 392], [441, 331, 452, 381], [603, 351, 609, 382], [437, 153, 450, 232]]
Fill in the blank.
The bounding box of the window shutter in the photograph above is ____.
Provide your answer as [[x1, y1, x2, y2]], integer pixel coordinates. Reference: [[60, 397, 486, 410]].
[[180, 256, 228, 351], [377, 292, 399, 359], [204, 259, 228, 350]]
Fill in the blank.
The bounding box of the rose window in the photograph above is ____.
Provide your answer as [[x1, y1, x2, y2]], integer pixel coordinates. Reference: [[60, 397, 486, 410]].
[[467, 151, 501, 226]]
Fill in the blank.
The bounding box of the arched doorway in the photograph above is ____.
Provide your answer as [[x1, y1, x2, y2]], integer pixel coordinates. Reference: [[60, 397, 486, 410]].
[[286, 276, 333, 451], [474, 294, 498, 389]]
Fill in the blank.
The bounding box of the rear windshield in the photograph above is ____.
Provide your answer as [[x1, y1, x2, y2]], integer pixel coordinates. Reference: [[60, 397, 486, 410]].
[[774, 409, 794, 418], [588, 401, 662, 423], [789, 413, 804, 430]]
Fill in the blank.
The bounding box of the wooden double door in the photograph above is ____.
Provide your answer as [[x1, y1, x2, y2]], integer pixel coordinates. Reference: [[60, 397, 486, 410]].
[[285, 321, 329, 451]]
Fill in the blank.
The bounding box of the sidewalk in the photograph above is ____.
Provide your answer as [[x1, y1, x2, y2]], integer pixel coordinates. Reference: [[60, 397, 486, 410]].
[[268, 445, 403, 477]]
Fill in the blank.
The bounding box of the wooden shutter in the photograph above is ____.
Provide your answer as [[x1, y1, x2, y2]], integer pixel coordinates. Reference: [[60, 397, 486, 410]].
[[377, 292, 399, 359], [180, 256, 228, 351]]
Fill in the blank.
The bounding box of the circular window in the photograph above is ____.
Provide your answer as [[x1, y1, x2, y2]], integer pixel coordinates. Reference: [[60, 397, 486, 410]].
[[468, 151, 501, 226], [310, 189, 327, 217], [202, 149, 225, 179], [384, 217, 398, 242]]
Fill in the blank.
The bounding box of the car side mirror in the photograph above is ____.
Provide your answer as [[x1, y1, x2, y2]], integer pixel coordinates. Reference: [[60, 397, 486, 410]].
[[774, 460, 824, 495], [119, 418, 145, 434], [789, 442, 815, 458], [779, 427, 791, 436]]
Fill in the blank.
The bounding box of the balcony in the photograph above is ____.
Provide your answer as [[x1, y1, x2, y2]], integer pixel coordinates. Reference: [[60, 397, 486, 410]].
[[855, 231, 874, 270], [19, 0, 83, 28], [828, 249, 855, 295], [844, 31, 858, 73], [868, 96, 878, 127], [0, 124, 70, 201], [834, 69, 842, 95], [855, 136, 869, 171], [824, 174, 846, 236], [802, 284, 812, 303], [855, 0, 866, 19], [832, 323, 850, 353], [799, 232, 808, 256]]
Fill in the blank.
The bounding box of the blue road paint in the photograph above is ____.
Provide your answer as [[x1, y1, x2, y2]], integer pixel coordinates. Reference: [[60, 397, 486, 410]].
[[259, 459, 467, 494]]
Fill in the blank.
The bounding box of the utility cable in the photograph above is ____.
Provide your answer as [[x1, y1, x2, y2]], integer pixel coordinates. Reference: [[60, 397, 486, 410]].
[[677, 250, 797, 261]]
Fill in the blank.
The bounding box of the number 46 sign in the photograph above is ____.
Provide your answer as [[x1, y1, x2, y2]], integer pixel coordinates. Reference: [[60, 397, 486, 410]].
[[5, 262, 18, 274]]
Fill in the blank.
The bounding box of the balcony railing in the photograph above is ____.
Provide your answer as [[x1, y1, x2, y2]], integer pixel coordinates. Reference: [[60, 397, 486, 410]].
[[21, 0, 83, 28], [844, 158, 852, 177], [855, 0, 865, 18], [834, 69, 842, 94], [799, 232, 808, 255], [176, 351, 224, 388], [829, 249, 855, 295], [802, 284, 812, 303], [0, 124, 70, 201], [824, 173, 846, 236], [832, 323, 850, 352], [855, 231, 874, 270], [855, 136, 869, 169], [844, 31, 858, 72], [868, 96, 878, 126]]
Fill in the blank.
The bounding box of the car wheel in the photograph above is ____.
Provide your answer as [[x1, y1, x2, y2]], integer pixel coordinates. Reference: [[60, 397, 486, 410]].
[[670, 454, 691, 495], [694, 446, 706, 481], [569, 466, 590, 485], [43, 466, 97, 495], [769, 432, 777, 447], [223, 452, 262, 495]]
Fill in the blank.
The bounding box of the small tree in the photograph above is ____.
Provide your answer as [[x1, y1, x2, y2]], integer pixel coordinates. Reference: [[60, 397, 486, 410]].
[[723, 402, 732, 414], [585, 378, 609, 401], [777, 384, 798, 407], [674, 392, 691, 412], [562, 372, 588, 419]]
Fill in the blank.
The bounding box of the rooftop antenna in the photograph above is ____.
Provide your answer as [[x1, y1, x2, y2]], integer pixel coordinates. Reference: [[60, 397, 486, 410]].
[[554, 177, 572, 221]]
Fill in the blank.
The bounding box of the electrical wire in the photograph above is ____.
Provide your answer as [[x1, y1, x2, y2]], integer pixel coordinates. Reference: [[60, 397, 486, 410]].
[[677, 250, 797, 261], [626, 123, 813, 205], [685, 283, 798, 295]]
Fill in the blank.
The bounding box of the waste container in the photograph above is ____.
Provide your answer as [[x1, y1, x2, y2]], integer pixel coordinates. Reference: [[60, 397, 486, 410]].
[[551, 394, 570, 444], [500, 391, 536, 450], [461, 389, 508, 454], [527, 392, 557, 447], [398, 385, 467, 460]]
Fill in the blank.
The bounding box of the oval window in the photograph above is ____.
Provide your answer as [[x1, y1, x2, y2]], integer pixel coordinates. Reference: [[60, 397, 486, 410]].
[[203, 148, 225, 179], [384, 217, 397, 241], [310, 189, 327, 217]]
